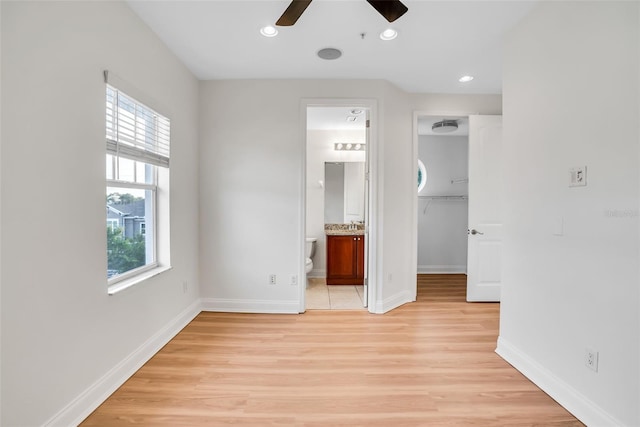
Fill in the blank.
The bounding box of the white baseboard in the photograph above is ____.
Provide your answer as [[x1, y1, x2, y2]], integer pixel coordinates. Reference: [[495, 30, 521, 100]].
[[496, 336, 624, 427], [44, 299, 202, 427], [307, 268, 325, 278], [372, 289, 413, 314], [201, 298, 299, 314], [417, 265, 466, 274]]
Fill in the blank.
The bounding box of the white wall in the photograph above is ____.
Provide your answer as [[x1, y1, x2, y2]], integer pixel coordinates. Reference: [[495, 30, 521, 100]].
[[0, 2, 200, 425], [306, 129, 365, 277], [417, 135, 468, 273], [499, 2, 639, 426], [198, 79, 503, 314], [199, 80, 406, 313]]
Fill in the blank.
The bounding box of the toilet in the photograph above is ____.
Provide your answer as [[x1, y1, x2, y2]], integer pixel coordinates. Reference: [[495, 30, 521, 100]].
[[305, 237, 317, 274]]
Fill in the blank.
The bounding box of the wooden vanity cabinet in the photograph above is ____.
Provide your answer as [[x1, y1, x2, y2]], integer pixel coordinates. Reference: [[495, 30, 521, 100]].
[[326, 234, 365, 285]]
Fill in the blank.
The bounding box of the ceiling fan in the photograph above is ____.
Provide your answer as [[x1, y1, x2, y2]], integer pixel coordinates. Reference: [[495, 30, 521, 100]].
[[276, 0, 408, 26]]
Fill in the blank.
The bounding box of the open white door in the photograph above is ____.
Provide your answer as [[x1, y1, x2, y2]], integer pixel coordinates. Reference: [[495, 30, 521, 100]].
[[467, 115, 503, 302], [362, 112, 370, 308]]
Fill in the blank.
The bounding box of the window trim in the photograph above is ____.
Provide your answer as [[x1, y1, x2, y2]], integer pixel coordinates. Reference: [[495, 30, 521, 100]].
[[108, 265, 172, 295]]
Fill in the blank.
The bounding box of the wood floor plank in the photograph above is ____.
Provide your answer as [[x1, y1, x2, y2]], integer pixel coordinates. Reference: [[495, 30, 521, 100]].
[[81, 274, 583, 426]]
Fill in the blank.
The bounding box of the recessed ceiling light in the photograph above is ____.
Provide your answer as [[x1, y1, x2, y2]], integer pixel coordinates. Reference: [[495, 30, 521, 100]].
[[260, 26, 278, 37], [459, 75, 474, 83], [380, 28, 398, 41]]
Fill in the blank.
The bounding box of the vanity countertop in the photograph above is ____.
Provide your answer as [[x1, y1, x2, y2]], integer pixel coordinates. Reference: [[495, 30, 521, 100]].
[[325, 229, 365, 236]]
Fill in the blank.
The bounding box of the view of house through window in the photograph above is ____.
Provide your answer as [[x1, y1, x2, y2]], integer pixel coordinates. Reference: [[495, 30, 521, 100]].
[[106, 186, 153, 278], [105, 84, 169, 283]]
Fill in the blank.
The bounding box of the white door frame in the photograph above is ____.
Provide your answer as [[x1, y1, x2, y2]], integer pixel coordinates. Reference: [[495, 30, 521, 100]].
[[411, 110, 478, 300], [300, 99, 379, 313]]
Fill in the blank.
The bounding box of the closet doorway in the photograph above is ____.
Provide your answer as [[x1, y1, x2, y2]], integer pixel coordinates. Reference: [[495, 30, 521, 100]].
[[416, 116, 469, 275], [412, 113, 504, 302]]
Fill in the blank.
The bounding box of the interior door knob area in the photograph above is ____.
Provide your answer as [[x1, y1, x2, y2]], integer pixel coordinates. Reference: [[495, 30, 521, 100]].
[[469, 229, 484, 235]]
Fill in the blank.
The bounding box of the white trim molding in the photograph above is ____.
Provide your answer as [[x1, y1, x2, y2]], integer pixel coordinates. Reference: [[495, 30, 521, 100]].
[[496, 336, 625, 427], [307, 268, 326, 279], [372, 290, 413, 314], [43, 300, 202, 427], [201, 298, 299, 314]]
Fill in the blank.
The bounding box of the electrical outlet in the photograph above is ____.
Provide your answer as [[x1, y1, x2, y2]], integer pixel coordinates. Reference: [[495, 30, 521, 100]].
[[585, 347, 599, 372], [269, 274, 277, 285], [290, 275, 297, 286]]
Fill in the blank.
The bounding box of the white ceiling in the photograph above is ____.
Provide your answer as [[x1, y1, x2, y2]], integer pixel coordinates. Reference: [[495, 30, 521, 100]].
[[127, 0, 537, 94], [308, 107, 367, 130], [307, 107, 467, 135]]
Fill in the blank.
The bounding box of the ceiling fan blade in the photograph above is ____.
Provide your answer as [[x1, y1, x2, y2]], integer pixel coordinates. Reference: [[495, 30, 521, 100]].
[[366, 0, 408, 23], [276, 0, 313, 26]]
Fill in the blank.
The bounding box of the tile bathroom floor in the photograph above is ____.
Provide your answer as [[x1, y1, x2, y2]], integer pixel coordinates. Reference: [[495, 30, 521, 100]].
[[305, 278, 365, 310]]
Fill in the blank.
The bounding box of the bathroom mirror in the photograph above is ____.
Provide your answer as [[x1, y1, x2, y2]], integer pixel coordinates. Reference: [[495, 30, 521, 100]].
[[324, 161, 365, 223]]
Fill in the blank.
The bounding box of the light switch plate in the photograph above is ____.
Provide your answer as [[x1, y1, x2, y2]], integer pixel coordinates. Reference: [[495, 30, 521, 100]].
[[552, 217, 564, 236], [569, 166, 587, 187]]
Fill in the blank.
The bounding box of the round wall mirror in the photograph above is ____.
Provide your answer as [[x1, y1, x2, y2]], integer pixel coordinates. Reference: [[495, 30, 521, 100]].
[[418, 159, 427, 193]]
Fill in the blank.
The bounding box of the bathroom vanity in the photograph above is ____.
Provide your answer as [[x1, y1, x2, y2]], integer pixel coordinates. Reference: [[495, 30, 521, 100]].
[[326, 233, 365, 285]]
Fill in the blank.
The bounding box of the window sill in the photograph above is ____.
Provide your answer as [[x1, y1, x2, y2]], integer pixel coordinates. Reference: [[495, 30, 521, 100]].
[[108, 265, 172, 295]]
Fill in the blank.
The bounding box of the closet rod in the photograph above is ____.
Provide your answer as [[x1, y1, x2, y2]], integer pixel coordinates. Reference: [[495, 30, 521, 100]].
[[418, 195, 468, 200]]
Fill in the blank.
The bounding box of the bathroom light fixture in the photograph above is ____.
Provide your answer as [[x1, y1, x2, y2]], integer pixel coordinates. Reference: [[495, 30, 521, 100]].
[[334, 143, 365, 151], [459, 75, 474, 83], [380, 28, 398, 40], [260, 25, 278, 37], [432, 119, 458, 133]]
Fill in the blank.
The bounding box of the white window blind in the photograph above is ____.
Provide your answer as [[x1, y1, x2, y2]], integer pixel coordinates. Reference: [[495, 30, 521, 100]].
[[106, 85, 170, 168]]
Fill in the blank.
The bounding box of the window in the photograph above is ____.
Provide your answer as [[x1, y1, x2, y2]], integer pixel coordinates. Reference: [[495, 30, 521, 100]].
[[105, 85, 170, 285], [107, 218, 120, 230]]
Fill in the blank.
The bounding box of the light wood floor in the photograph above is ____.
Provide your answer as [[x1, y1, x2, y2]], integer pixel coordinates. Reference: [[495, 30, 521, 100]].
[[82, 274, 583, 426]]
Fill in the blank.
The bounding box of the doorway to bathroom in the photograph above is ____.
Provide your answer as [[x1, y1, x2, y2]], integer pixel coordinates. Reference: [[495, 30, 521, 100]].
[[301, 100, 377, 312]]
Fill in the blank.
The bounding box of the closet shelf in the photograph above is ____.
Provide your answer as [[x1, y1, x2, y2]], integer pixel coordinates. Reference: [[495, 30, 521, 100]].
[[418, 195, 468, 200]]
